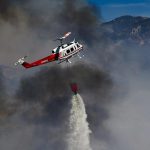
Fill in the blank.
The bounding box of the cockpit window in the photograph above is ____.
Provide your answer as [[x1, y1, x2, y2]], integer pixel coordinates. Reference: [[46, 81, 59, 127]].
[[71, 47, 74, 51], [67, 49, 70, 53]]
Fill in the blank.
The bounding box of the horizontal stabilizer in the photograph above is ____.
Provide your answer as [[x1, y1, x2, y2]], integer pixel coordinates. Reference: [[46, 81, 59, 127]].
[[14, 56, 27, 66]]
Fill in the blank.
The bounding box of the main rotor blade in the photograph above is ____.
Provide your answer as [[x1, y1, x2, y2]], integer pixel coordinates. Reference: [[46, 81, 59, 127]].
[[53, 32, 71, 42], [62, 32, 71, 39]]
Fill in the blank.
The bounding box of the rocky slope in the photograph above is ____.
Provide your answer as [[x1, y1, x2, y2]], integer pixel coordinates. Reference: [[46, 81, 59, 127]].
[[102, 15, 150, 45]]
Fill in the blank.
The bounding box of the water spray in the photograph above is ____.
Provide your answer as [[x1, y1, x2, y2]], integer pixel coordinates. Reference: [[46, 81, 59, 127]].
[[67, 83, 92, 150]]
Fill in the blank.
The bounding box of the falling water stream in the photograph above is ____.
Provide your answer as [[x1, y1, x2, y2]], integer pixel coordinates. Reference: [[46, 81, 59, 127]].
[[67, 94, 92, 150]]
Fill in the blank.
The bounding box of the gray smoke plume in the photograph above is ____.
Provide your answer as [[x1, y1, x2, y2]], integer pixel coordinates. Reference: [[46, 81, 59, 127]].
[[0, 63, 113, 150], [0, 68, 7, 116]]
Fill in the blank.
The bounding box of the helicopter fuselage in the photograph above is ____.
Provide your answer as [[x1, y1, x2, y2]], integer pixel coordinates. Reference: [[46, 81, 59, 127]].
[[52, 41, 83, 62]]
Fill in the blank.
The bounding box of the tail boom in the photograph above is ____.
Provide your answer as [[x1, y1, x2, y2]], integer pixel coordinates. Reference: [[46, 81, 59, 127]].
[[16, 54, 59, 69]]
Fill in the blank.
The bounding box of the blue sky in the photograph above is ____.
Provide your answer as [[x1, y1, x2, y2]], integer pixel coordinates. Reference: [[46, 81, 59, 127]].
[[88, 0, 150, 21]]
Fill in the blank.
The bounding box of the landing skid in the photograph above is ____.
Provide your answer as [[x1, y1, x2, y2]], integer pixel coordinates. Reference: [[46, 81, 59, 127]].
[[57, 59, 71, 64], [67, 59, 72, 64], [58, 52, 85, 64]]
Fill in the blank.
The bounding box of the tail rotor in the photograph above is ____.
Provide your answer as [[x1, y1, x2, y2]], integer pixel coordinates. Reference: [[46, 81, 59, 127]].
[[14, 56, 27, 66]]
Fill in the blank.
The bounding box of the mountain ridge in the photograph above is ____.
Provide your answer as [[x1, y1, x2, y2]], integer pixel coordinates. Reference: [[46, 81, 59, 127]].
[[101, 15, 150, 45]]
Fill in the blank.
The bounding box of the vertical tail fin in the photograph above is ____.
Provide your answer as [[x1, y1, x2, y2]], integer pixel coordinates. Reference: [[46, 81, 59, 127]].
[[14, 56, 27, 65], [14, 56, 32, 69]]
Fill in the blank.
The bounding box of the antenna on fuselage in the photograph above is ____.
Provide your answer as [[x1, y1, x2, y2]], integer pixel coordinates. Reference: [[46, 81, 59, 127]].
[[54, 32, 71, 46]]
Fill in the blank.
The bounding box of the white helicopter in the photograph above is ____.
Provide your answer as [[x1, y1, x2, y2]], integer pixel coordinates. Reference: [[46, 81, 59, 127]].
[[15, 32, 83, 68]]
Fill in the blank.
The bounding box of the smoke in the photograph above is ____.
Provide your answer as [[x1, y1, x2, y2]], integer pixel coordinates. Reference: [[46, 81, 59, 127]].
[[0, 68, 7, 116], [104, 71, 150, 150], [0, 1, 114, 148], [0, 63, 113, 150], [0, 0, 107, 66], [98, 20, 150, 150], [0, 68, 15, 118], [0, 0, 149, 150], [67, 94, 92, 150]]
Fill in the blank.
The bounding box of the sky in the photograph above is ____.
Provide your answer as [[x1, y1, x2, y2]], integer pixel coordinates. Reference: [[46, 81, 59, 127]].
[[88, 0, 150, 21]]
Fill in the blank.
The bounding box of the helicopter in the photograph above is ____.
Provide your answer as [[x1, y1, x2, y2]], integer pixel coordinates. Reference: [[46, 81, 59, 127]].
[[15, 32, 83, 68]]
